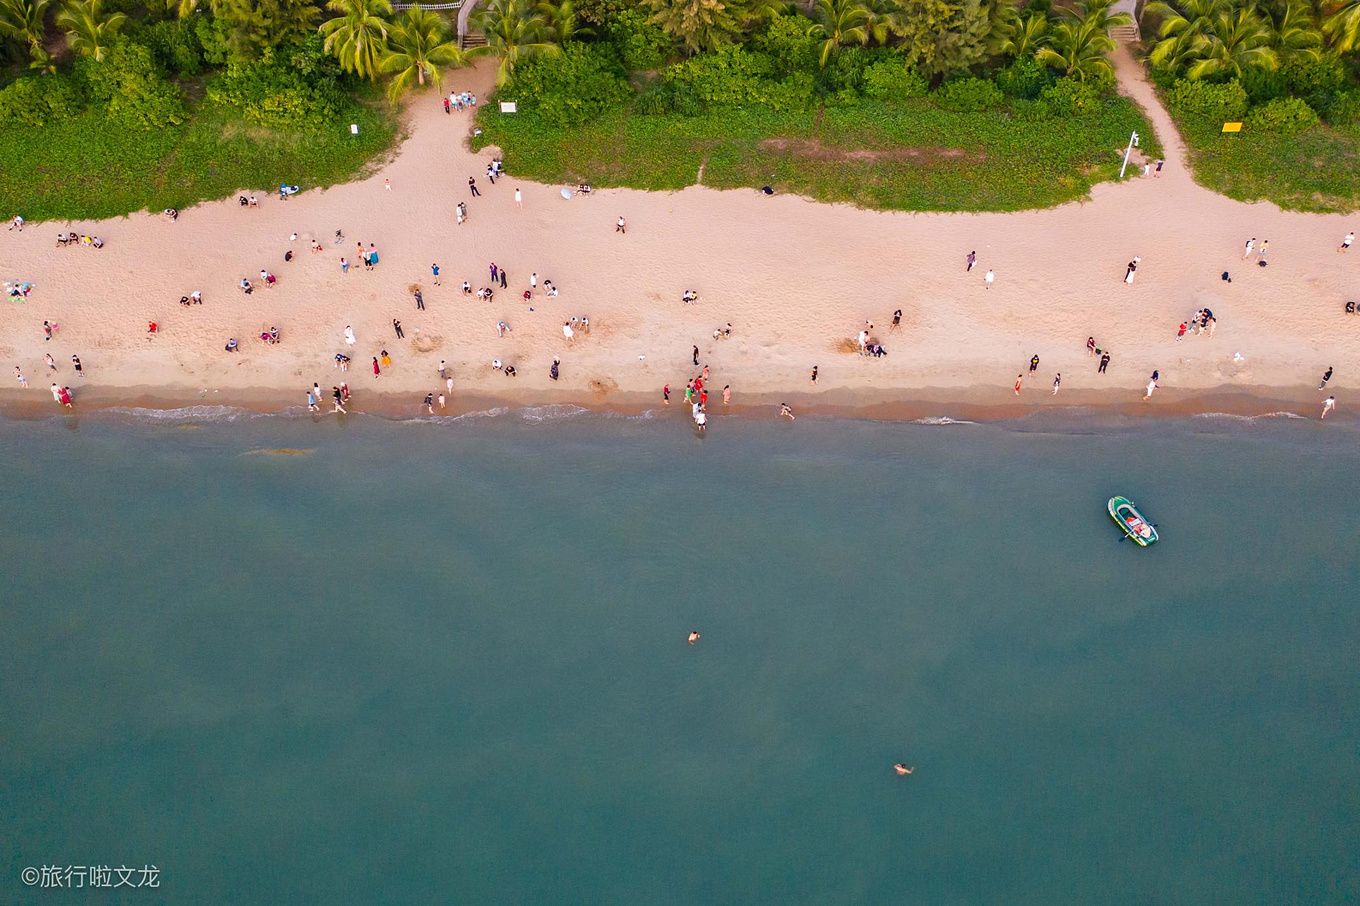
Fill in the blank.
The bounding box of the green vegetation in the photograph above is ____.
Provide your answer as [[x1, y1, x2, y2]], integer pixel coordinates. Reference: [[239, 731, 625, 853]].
[[474, 95, 1156, 211], [471, 0, 1161, 211], [1145, 0, 1360, 210], [0, 0, 454, 219], [0, 97, 394, 221]]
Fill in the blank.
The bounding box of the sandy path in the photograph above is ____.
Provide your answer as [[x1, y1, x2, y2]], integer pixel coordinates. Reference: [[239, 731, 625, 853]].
[[2, 57, 1357, 415]]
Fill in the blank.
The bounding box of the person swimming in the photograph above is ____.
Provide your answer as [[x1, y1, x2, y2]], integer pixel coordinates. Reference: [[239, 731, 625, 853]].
[[688, 631, 700, 644], [894, 764, 913, 775]]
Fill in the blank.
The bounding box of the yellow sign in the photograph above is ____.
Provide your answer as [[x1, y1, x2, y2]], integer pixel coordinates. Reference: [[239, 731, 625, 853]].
[[1222, 122, 1243, 133]]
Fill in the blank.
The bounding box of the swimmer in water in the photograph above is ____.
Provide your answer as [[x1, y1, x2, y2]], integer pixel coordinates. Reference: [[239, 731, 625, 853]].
[[894, 764, 914, 776], [688, 630, 700, 644]]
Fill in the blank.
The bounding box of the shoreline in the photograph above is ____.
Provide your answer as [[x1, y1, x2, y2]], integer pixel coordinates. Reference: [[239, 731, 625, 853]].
[[0, 382, 1335, 424]]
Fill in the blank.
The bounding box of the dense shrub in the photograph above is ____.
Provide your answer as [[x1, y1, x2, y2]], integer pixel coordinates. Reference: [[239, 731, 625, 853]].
[[862, 61, 928, 101], [752, 13, 818, 75], [1240, 67, 1288, 105], [664, 45, 814, 111], [0, 74, 84, 126], [1284, 57, 1346, 99], [606, 8, 671, 71], [78, 42, 188, 129], [819, 46, 882, 94], [1165, 78, 1248, 122], [995, 54, 1052, 99], [1246, 96, 1319, 134], [1317, 89, 1360, 126], [1012, 97, 1052, 121], [511, 43, 634, 126], [1040, 77, 1101, 117], [207, 37, 346, 128], [139, 18, 204, 76], [933, 76, 1002, 112]]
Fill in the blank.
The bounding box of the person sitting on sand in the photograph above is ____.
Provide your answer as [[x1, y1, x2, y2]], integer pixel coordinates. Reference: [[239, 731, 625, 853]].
[[240, 278, 253, 294], [147, 321, 158, 335], [225, 338, 239, 353], [504, 365, 517, 377], [180, 296, 191, 307]]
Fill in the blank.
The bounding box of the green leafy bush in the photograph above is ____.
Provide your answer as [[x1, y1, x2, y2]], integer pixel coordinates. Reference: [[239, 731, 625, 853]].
[[606, 8, 671, 71], [1040, 77, 1101, 117], [933, 76, 1002, 112], [1246, 96, 1319, 135], [1012, 98, 1052, 121], [1240, 67, 1288, 105], [138, 18, 204, 76], [511, 43, 634, 126], [751, 13, 818, 75], [206, 37, 346, 128], [1165, 78, 1247, 122], [1283, 57, 1346, 99], [0, 74, 84, 126], [995, 55, 1052, 99], [78, 42, 188, 129], [1318, 90, 1360, 126], [862, 61, 928, 101], [664, 46, 814, 111], [819, 46, 882, 94]]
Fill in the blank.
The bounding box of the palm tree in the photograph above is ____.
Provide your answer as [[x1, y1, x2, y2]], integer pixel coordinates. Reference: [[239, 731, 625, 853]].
[[1144, 0, 1229, 70], [536, 0, 589, 41], [321, 0, 393, 80], [381, 5, 463, 102], [0, 0, 52, 66], [1037, 18, 1116, 79], [1064, 0, 1131, 33], [641, 0, 742, 54], [996, 10, 1051, 56], [469, 0, 559, 86], [1324, 0, 1360, 51], [1266, 0, 1321, 64], [56, 0, 127, 62], [806, 0, 871, 67], [1185, 6, 1276, 78]]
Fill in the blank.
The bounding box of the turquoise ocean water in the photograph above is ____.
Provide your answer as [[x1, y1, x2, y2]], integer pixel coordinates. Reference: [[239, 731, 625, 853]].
[[1, 407, 1357, 905]]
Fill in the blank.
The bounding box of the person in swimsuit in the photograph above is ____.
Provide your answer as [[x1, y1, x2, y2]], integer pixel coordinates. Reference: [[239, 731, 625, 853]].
[[894, 764, 913, 775], [779, 403, 795, 420], [892, 310, 902, 330], [688, 631, 700, 644]]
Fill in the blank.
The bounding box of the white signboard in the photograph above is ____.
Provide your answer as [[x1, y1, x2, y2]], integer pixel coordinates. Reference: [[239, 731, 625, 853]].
[[350, 124, 359, 135], [499, 102, 517, 114]]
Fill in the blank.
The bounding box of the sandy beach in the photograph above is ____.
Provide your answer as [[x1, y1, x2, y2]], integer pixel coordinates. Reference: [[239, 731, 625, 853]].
[[4, 49, 1357, 420]]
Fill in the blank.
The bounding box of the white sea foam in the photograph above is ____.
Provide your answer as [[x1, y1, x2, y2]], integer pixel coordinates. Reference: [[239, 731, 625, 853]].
[[1192, 411, 1307, 422], [102, 405, 257, 423], [518, 404, 590, 423], [910, 416, 978, 426]]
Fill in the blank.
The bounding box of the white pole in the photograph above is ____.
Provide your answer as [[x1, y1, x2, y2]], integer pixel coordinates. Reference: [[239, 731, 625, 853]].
[[1119, 131, 1140, 179]]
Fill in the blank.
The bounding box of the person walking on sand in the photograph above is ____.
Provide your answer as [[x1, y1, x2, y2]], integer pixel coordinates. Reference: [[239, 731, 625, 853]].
[[1242, 238, 1255, 259], [51, 382, 61, 402], [1087, 336, 1096, 356], [1322, 396, 1336, 419], [332, 387, 347, 413], [515, 188, 523, 208], [1258, 239, 1268, 260], [892, 309, 902, 331], [307, 389, 319, 412], [1014, 374, 1023, 394], [468, 176, 480, 197], [71, 355, 83, 378], [1341, 231, 1354, 252], [345, 326, 356, 346], [1144, 370, 1159, 400], [723, 384, 731, 405], [340, 257, 349, 274], [438, 393, 446, 410], [1320, 366, 1333, 390], [58, 385, 72, 409], [616, 216, 626, 234], [810, 366, 818, 384], [372, 357, 381, 377], [439, 360, 447, 380], [384, 178, 391, 192], [414, 289, 424, 311], [984, 268, 994, 289], [45, 353, 55, 371], [966, 250, 976, 272], [1029, 354, 1040, 376], [663, 384, 670, 405], [550, 358, 560, 381], [1155, 159, 1164, 177], [431, 263, 441, 286], [500, 269, 507, 289], [446, 375, 453, 395], [14, 366, 26, 387], [1099, 351, 1110, 374], [1176, 321, 1187, 342], [393, 318, 404, 339], [1052, 373, 1061, 395], [692, 345, 699, 366]]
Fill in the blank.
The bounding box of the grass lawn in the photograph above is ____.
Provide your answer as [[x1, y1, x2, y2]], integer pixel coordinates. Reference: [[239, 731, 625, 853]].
[[0, 100, 399, 222], [471, 97, 1161, 212], [1175, 119, 1360, 213]]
